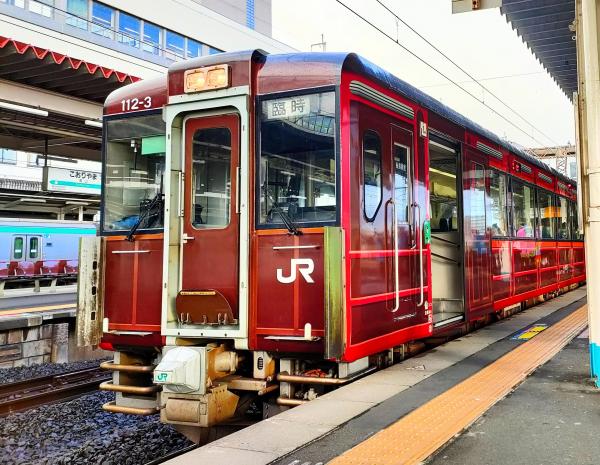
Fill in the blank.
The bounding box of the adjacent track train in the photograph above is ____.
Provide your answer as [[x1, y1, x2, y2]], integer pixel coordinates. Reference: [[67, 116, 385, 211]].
[[86, 50, 585, 437], [0, 219, 96, 289]]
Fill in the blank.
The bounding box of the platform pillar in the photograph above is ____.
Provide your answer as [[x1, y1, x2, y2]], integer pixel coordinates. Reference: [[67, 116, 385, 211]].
[[578, 0, 600, 386]]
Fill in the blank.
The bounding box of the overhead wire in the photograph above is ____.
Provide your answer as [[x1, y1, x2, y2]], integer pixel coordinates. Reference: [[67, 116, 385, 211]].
[[374, 0, 560, 146], [332, 0, 552, 147]]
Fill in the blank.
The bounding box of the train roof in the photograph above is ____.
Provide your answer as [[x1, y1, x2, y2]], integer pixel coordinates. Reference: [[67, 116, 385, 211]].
[[260, 51, 575, 187]]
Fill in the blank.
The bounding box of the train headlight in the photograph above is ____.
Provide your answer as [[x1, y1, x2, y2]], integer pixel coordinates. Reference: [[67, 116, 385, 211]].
[[184, 65, 230, 93]]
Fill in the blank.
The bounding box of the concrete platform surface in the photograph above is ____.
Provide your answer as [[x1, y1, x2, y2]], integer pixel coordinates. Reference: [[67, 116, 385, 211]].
[[166, 288, 587, 465], [428, 334, 599, 465]]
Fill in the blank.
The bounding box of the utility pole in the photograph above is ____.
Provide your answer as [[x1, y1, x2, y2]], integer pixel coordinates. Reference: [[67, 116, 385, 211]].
[[311, 34, 326, 52]]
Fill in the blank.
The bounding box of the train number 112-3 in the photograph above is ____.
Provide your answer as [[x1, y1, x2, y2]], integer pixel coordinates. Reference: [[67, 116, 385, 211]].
[[121, 96, 152, 112]]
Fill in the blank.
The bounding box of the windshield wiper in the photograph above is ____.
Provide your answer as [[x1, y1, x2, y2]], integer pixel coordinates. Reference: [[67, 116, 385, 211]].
[[266, 188, 301, 235], [126, 193, 164, 242]]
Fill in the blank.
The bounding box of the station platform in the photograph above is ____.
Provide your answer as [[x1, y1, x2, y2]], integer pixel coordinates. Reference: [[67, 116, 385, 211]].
[[166, 287, 589, 465], [0, 292, 76, 331]]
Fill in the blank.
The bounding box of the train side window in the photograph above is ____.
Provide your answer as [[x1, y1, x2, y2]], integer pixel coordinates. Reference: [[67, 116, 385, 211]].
[[468, 163, 486, 236], [557, 196, 570, 239], [570, 201, 581, 240], [12, 236, 24, 260], [363, 131, 382, 221], [29, 236, 40, 260], [537, 189, 555, 239], [511, 180, 535, 238], [191, 127, 232, 229], [487, 170, 508, 237], [394, 144, 410, 223]]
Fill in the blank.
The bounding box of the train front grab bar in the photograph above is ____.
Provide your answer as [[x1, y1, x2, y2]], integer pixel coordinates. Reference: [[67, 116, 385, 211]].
[[415, 203, 425, 307]]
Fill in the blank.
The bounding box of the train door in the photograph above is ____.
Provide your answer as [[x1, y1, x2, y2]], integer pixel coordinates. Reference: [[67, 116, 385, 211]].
[[345, 101, 430, 360], [462, 148, 493, 317], [429, 138, 465, 328], [180, 114, 240, 322], [10, 235, 42, 261]]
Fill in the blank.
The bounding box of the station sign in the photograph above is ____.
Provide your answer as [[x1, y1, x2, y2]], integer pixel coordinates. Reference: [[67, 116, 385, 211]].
[[43, 167, 101, 195]]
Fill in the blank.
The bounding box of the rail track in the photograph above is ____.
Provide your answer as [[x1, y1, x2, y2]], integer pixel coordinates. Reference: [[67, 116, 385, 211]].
[[0, 367, 111, 416]]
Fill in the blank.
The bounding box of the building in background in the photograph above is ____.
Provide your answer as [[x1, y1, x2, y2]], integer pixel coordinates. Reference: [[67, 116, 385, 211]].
[[531, 146, 578, 180], [0, 0, 290, 219]]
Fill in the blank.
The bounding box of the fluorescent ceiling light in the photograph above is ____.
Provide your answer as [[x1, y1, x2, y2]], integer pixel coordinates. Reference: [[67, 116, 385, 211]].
[[85, 119, 103, 128], [0, 101, 48, 117], [430, 167, 456, 179]]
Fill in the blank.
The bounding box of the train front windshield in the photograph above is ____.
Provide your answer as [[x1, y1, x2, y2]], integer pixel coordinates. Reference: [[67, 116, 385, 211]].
[[102, 113, 166, 233]]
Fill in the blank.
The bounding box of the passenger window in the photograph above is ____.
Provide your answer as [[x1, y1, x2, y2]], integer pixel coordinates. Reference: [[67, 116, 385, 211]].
[[429, 145, 458, 232], [570, 201, 581, 240], [13, 237, 24, 260], [487, 170, 508, 237], [511, 180, 535, 238], [468, 163, 486, 236], [191, 127, 232, 229], [394, 144, 410, 223], [537, 189, 555, 239], [29, 237, 40, 260], [557, 196, 570, 239], [363, 131, 382, 221]]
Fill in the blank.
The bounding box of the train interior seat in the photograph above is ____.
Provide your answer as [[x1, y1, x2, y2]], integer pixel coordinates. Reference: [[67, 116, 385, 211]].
[[429, 140, 465, 328]]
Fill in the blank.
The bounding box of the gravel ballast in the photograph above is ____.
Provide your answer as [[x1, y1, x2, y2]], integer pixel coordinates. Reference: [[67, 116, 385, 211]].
[[0, 359, 109, 385], [0, 391, 192, 465]]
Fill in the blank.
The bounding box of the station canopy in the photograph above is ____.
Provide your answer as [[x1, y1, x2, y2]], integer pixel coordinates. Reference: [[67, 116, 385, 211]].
[[500, 0, 577, 100], [0, 35, 140, 162]]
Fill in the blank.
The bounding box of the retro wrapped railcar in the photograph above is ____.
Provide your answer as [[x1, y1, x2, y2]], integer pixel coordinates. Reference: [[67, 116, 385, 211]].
[[85, 50, 585, 436]]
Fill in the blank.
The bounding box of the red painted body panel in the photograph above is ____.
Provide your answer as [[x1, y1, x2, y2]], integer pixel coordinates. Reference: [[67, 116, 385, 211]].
[[104, 76, 167, 116], [252, 231, 325, 353], [104, 236, 163, 332]]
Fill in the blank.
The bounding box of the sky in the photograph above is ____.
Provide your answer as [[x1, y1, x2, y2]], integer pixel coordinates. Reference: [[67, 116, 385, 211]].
[[271, 0, 574, 149]]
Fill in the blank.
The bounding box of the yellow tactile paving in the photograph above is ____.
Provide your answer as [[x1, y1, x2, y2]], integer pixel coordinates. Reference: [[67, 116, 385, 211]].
[[0, 303, 75, 317], [330, 305, 588, 465]]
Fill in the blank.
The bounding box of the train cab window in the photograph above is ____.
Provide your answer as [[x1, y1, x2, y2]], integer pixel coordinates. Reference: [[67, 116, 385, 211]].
[[29, 236, 40, 260], [570, 201, 581, 240], [102, 114, 166, 233], [537, 189, 556, 239], [363, 131, 382, 221], [191, 127, 232, 228], [258, 91, 337, 226], [487, 170, 508, 237], [12, 236, 24, 260], [557, 196, 570, 239], [511, 180, 535, 238]]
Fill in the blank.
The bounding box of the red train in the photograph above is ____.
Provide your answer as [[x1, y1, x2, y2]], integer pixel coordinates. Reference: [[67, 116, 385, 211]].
[[88, 50, 585, 435]]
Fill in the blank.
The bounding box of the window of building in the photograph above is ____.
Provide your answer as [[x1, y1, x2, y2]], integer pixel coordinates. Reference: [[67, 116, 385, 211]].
[[258, 92, 337, 226], [28, 0, 53, 17], [91, 1, 114, 38], [0, 0, 26, 8], [191, 128, 232, 228], [66, 0, 88, 29], [537, 189, 555, 239], [0, 149, 17, 165], [487, 170, 508, 236], [394, 144, 410, 223], [165, 30, 185, 59], [142, 21, 161, 55], [511, 180, 535, 238], [246, 0, 255, 29], [186, 39, 202, 58], [118, 11, 140, 48], [569, 161, 577, 180], [557, 195, 570, 239], [363, 131, 382, 221], [208, 46, 222, 55]]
